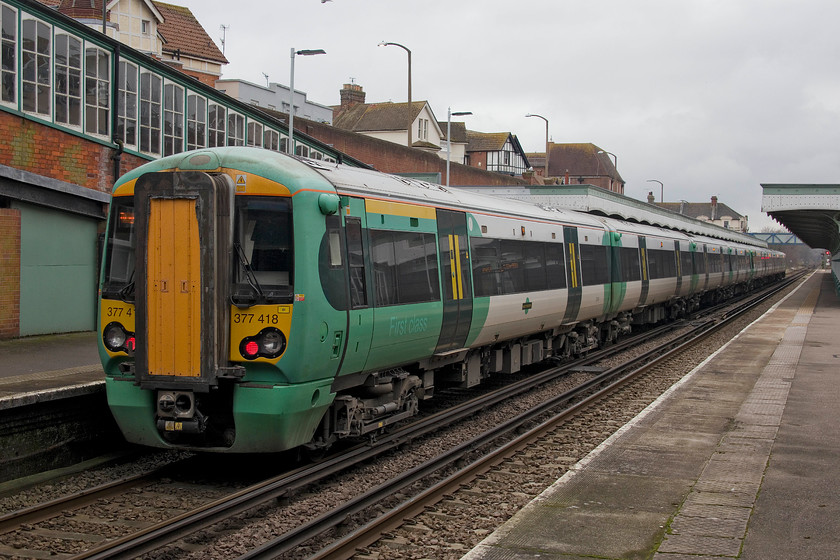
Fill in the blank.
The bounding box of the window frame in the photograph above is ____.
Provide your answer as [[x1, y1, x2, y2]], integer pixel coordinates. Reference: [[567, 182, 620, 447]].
[[139, 69, 161, 155], [20, 15, 51, 118], [1, 3, 18, 108], [162, 79, 184, 156], [186, 91, 206, 151], [53, 31, 82, 129], [208, 101, 225, 148], [226, 110, 244, 146], [116, 60, 138, 149], [247, 120, 263, 148], [84, 42, 110, 137]]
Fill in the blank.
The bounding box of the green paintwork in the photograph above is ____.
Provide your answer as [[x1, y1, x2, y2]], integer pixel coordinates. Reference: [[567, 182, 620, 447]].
[[16, 202, 98, 335], [113, 147, 337, 196], [105, 376, 335, 452]]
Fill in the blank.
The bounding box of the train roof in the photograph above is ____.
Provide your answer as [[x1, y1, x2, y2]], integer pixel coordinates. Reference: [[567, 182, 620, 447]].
[[305, 158, 609, 231], [456, 184, 768, 249]]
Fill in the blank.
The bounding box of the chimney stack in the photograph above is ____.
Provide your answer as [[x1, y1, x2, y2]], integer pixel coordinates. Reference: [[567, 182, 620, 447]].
[[647, 191, 656, 204], [340, 83, 365, 108], [711, 196, 718, 220]]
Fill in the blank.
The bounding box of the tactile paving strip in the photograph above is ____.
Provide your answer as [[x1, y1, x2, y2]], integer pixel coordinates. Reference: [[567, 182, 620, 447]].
[[653, 284, 820, 558]]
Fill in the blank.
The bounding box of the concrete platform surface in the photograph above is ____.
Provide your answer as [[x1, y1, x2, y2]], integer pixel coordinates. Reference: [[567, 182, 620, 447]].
[[463, 271, 838, 560], [0, 331, 103, 408]]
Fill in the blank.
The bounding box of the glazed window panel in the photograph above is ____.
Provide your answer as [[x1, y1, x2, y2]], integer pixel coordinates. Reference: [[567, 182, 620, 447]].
[[499, 240, 526, 294], [54, 33, 82, 127], [139, 70, 161, 154], [163, 82, 184, 156], [370, 230, 440, 306], [84, 45, 109, 136], [264, 129, 280, 151], [117, 61, 138, 147], [523, 242, 546, 292], [545, 242, 567, 289], [647, 248, 676, 279], [227, 111, 244, 146], [186, 92, 206, 150], [680, 251, 693, 276], [247, 121, 263, 147], [207, 102, 225, 147], [21, 17, 50, 116], [693, 251, 707, 274], [579, 244, 610, 285], [345, 217, 367, 308], [1, 4, 17, 105], [619, 247, 641, 282], [470, 237, 501, 297]]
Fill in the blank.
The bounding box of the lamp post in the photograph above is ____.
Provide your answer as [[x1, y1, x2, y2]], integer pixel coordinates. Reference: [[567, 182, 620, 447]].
[[525, 113, 549, 179], [647, 179, 664, 203], [288, 48, 325, 155], [379, 41, 412, 148], [597, 150, 617, 171], [598, 150, 618, 193], [446, 108, 472, 187]]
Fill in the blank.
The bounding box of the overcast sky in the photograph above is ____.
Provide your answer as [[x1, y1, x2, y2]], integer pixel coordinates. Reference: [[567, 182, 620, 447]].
[[177, 0, 840, 232]]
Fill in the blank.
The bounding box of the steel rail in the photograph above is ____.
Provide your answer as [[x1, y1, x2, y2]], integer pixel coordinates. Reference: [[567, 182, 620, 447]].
[[68, 322, 683, 559], [67, 273, 802, 560], [252, 273, 805, 559]]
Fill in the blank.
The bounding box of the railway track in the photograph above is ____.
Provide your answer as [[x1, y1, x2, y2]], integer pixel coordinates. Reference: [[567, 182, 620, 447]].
[[0, 273, 805, 560]]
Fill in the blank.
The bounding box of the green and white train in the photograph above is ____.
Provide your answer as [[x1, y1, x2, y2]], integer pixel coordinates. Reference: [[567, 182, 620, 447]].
[[98, 147, 786, 453]]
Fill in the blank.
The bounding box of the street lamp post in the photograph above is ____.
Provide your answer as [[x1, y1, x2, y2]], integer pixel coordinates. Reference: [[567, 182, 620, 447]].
[[597, 150, 617, 171], [289, 48, 325, 155], [446, 108, 472, 187], [598, 150, 618, 193], [647, 179, 664, 203], [525, 113, 549, 179], [379, 41, 412, 148]]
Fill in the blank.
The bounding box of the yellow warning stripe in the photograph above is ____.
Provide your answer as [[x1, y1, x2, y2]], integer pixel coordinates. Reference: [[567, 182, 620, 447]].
[[454, 235, 463, 300]]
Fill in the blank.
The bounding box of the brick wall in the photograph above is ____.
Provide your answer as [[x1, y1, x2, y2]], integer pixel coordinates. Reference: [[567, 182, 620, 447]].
[[298, 119, 528, 187], [0, 208, 20, 339], [0, 112, 149, 338], [0, 111, 149, 194]]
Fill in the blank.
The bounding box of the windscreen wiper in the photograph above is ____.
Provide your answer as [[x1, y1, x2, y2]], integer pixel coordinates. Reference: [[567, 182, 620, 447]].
[[232, 242, 265, 308], [117, 270, 135, 303]]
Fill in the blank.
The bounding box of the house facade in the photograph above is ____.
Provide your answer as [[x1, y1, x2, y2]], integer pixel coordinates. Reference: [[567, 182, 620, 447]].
[[465, 131, 529, 177], [39, 0, 228, 86], [651, 195, 749, 232], [530, 142, 624, 193], [0, 0, 356, 338], [333, 84, 445, 155]]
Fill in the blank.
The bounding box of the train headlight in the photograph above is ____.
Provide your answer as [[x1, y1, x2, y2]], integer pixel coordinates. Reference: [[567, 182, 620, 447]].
[[103, 322, 135, 354], [239, 327, 286, 360]]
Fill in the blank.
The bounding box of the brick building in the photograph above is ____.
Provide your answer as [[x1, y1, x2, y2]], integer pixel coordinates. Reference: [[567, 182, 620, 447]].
[[527, 143, 624, 194], [0, 0, 527, 338]]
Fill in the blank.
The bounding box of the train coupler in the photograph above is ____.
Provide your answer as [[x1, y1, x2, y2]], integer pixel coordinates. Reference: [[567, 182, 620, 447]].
[[156, 411, 207, 434]]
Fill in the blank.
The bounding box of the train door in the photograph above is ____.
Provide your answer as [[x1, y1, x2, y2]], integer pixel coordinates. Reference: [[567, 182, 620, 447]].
[[434, 209, 473, 353], [338, 197, 373, 375], [674, 241, 683, 295], [134, 172, 232, 389], [562, 226, 582, 323], [638, 236, 650, 305]]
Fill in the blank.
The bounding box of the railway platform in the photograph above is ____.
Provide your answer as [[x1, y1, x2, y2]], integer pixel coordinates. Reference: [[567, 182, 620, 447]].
[[0, 331, 103, 409], [464, 270, 839, 560]]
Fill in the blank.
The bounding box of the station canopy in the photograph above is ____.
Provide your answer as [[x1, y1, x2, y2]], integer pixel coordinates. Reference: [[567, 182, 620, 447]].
[[761, 184, 840, 255]]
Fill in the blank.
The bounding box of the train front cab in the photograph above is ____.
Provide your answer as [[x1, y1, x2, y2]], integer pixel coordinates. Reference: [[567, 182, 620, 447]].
[[99, 154, 341, 452]]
